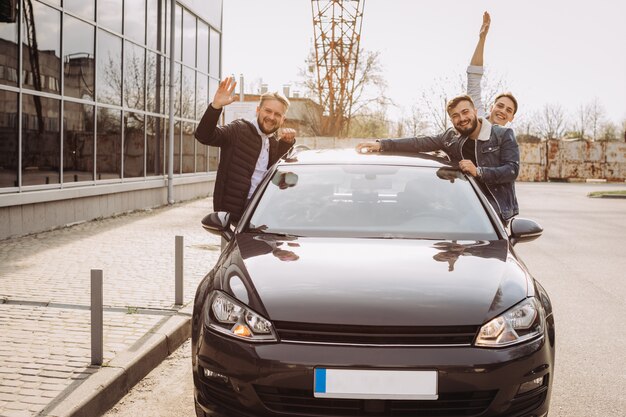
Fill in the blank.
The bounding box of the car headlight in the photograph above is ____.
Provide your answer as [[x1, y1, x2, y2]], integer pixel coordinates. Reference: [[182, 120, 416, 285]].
[[475, 297, 544, 347], [205, 291, 277, 342]]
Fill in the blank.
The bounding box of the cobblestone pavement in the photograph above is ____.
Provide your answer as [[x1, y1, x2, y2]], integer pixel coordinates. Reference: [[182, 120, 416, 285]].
[[0, 198, 220, 417]]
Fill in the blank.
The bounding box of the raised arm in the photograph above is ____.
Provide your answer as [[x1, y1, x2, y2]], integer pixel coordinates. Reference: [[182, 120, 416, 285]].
[[210, 76, 238, 110], [195, 76, 238, 147], [467, 12, 490, 118], [471, 11, 490, 67]]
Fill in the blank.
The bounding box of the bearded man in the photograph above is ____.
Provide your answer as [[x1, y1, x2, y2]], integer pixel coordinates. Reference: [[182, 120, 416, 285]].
[[356, 95, 519, 222], [195, 76, 296, 223]]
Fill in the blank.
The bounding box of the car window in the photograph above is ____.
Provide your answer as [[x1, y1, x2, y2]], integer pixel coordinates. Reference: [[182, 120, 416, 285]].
[[248, 165, 498, 240]]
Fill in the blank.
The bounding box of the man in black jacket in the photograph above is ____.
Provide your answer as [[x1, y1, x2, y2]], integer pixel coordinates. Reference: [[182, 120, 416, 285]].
[[195, 76, 296, 223], [356, 95, 519, 222]]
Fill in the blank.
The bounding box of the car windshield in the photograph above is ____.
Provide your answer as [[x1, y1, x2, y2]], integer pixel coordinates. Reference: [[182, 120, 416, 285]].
[[248, 164, 498, 240]]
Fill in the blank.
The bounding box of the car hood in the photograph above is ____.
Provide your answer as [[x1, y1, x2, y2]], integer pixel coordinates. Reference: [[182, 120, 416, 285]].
[[228, 234, 529, 327]]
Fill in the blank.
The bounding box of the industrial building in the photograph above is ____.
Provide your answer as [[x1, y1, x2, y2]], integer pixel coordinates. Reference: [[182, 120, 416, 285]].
[[0, 0, 224, 240]]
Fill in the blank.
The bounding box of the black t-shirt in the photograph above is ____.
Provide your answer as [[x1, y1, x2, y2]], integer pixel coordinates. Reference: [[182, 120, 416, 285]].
[[462, 138, 477, 165]]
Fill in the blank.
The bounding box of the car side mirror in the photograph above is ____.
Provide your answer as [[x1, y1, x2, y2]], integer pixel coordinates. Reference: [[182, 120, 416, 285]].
[[509, 218, 543, 245], [201, 211, 233, 241]]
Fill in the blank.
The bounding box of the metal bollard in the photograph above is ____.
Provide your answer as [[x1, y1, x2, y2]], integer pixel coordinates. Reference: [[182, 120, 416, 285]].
[[175, 236, 183, 305], [91, 269, 103, 365]]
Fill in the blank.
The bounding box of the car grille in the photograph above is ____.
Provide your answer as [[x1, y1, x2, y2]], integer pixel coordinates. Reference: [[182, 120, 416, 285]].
[[255, 385, 496, 416], [274, 322, 479, 345]]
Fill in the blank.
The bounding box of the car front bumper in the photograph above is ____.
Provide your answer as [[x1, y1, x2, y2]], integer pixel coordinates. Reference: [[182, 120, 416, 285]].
[[193, 323, 554, 417]]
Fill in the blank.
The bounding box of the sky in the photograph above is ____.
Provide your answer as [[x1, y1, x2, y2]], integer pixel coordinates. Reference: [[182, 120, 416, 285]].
[[221, 0, 626, 127]]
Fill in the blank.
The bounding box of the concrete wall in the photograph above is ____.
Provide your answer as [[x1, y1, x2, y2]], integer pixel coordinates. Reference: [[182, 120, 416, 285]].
[[298, 137, 626, 182], [0, 177, 214, 240]]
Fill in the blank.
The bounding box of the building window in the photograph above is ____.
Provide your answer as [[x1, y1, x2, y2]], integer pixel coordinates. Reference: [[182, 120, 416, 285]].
[[168, 120, 181, 174], [0, 4, 18, 89], [146, 50, 166, 114], [64, 0, 95, 21], [146, 0, 166, 52], [174, 4, 182, 61], [124, 41, 146, 110], [125, 0, 146, 45], [123, 112, 145, 178], [196, 73, 207, 119], [63, 14, 95, 100], [63, 101, 95, 183], [22, 94, 60, 186], [196, 142, 208, 172], [22, 1, 61, 94], [97, 29, 122, 105], [146, 116, 165, 176], [0, 91, 18, 187], [209, 28, 220, 77], [98, 0, 123, 34], [182, 8, 196, 67], [181, 66, 195, 119], [182, 121, 194, 173], [197, 20, 209, 74], [96, 107, 121, 180], [173, 63, 181, 117]]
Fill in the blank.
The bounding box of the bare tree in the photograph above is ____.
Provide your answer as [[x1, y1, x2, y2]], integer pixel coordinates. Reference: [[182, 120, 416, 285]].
[[512, 111, 540, 140], [420, 83, 451, 132], [400, 104, 430, 137], [572, 103, 591, 139], [346, 107, 392, 139], [598, 121, 619, 141], [587, 98, 605, 141], [535, 103, 567, 140]]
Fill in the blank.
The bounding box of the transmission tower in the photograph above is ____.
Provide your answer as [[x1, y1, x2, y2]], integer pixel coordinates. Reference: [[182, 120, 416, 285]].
[[311, 0, 364, 136]]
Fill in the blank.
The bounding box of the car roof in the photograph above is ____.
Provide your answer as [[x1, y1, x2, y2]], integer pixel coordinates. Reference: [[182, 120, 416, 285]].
[[279, 148, 454, 168]]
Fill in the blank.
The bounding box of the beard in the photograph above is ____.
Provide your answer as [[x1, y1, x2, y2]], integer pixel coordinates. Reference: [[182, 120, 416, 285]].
[[258, 116, 280, 135], [454, 116, 478, 136]]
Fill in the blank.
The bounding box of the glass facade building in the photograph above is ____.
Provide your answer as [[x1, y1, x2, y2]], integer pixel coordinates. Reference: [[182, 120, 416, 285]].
[[0, 0, 222, 193]]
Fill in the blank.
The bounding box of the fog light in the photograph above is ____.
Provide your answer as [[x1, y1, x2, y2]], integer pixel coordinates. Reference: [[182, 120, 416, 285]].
[[203, 368, 229, 383], [517, 375, 544, 395]]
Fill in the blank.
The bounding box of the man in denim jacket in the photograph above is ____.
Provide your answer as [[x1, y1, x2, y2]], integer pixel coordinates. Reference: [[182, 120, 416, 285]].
[[356, 95, 519, 222]]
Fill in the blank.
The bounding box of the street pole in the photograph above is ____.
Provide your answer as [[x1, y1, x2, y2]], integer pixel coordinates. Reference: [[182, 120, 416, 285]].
[[167, 0, 176, 204]]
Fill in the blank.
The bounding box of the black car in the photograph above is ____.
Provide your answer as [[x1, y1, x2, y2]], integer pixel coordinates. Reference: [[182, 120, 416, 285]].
[[192, 149, 555, 417]]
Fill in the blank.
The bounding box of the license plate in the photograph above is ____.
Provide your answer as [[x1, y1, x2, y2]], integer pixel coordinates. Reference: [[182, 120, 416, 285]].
[[314, 368, 438, 400]]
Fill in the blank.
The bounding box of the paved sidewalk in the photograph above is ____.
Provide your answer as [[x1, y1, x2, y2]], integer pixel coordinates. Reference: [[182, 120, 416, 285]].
[[0, 198, 221, 417]]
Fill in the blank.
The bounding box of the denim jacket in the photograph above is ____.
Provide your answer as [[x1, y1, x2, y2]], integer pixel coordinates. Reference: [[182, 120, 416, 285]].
[[379, 122, 520, 221]]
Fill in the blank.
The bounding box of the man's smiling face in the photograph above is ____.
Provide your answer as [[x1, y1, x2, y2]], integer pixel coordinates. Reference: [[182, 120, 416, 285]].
[[449, 100, 479, 136], [489, 96, 516, 126]]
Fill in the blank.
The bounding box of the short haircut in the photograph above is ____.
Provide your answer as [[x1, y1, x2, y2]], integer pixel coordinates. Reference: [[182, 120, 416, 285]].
[[259, 92, 290, 111], [446, 94, 475, 115], [494, 92, 519, 114]]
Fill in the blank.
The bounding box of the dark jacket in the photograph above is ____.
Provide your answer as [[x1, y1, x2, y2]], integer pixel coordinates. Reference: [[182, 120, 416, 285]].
[[194, 104, 294, 221], [379, 124, 519, 221]]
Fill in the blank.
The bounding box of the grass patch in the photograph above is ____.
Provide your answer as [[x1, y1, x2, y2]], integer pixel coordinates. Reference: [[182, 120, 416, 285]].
[[126, 306, 139, 314], [588, 190, 626, 198]]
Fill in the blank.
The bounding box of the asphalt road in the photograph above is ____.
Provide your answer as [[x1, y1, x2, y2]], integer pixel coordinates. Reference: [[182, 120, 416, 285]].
[[102, 182, 626, 417]]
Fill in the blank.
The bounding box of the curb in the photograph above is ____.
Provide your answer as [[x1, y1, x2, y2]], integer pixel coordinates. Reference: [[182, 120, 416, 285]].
[[39, 305, 193, 417]]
